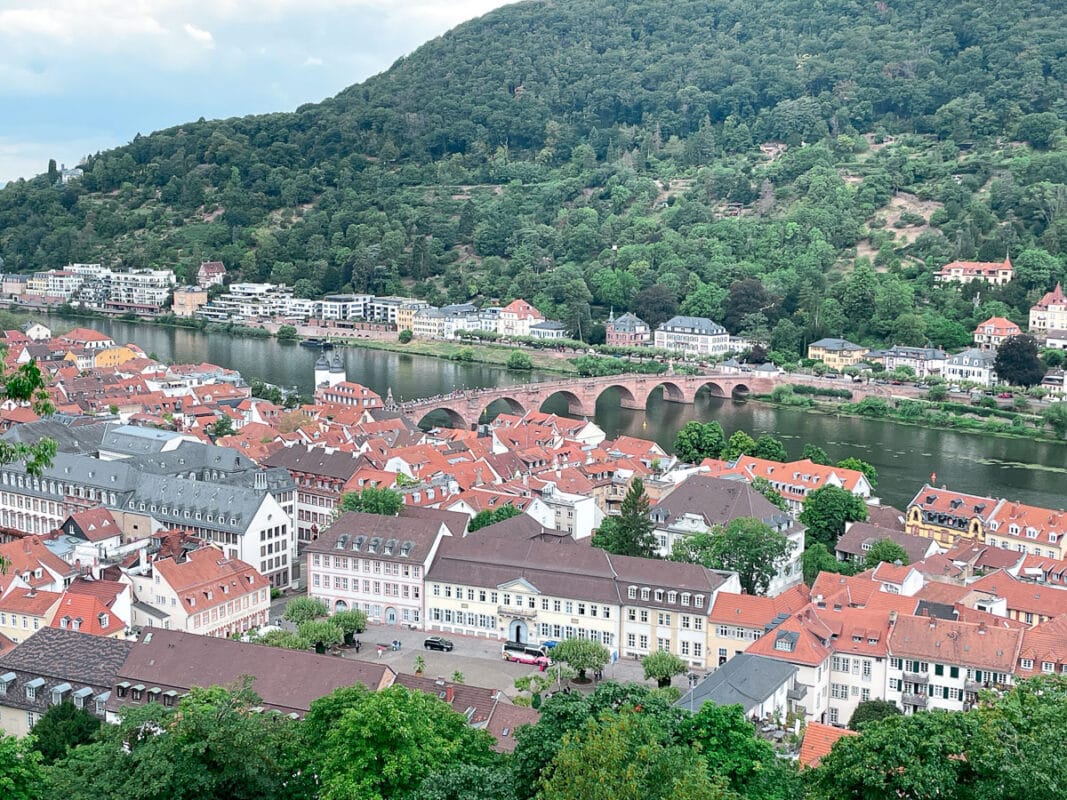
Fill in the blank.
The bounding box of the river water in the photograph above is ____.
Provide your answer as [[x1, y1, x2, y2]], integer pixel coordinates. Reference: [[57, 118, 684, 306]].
[[87, 318, 1067, 511]]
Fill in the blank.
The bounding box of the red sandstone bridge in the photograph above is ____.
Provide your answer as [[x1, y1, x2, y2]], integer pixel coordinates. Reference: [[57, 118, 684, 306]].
[[395, 371, 928, 429], [395, 372, 776, 429]]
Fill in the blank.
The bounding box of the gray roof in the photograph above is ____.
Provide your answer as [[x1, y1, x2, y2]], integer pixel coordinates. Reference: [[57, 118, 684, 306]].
[[100, 424, 184, 456], [608, 312, 648, 332], [884, 345, 947, 360], [2, 418, 108, 454], [0, 449, 275, 536], [530, 321, 567, 330], [427, 533, 727, 610], [947, 348, 996, 367], [810, 338, 866, 352], [675, 653, 797, 713], [658, 316, 727, 335], [0, 628, 134, 687]]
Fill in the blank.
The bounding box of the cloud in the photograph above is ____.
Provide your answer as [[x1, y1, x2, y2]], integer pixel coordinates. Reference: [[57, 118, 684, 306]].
[[0, 0, 514, 181], [183, 23, 215, 48]]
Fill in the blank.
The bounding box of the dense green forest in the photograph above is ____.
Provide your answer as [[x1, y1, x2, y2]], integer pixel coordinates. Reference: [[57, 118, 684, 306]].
[[2, 0, 1067, 357], [4, 676, 1066, 800]]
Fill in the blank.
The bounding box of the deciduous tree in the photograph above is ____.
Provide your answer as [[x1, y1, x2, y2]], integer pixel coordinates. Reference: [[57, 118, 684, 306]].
[[848, 699, 901, 730], [673, 421, 726, 463], [670, 517, 793, 595], [800, 486, 868, 548], [338, 487, 403, 515], [551, 638, 609, 683], [994, 334, 1046, 387], [642, 650, 688, 688], [864, 539, 908, 568]]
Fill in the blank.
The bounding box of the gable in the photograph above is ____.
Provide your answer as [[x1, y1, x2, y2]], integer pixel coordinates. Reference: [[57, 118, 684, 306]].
[[496, 577, 540, 594]]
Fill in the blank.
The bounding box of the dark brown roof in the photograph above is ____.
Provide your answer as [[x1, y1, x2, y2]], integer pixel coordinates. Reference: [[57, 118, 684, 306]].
[[0, 627, 134, 686], [429, 535, 621, 603], [304, 510, 448, 563], [835, 523, 934, 564], [865, 504, 906, 530], [263, 444, 364, 481], [485, 699, 541, 752], [108, 629, 394, 716], [398, 505, 469, 537], [652, 475, 790, 529], [477, 512, 568, 542], [394, 673, 496, 724], [428, 533, 728, 608]]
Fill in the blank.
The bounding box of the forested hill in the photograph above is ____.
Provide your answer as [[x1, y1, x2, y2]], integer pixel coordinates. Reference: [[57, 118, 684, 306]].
[[2, 0, 1067, 356]]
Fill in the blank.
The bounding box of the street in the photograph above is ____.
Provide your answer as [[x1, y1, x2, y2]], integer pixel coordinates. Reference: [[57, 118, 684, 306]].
[[265, 594, 688, 696]]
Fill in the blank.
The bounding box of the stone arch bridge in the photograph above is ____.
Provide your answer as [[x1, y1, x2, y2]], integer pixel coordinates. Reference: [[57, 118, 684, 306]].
[[397, 373, 777, 430]]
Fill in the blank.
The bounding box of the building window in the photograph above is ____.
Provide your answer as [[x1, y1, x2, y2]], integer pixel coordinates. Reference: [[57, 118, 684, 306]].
[[628, 586, 637, 600]]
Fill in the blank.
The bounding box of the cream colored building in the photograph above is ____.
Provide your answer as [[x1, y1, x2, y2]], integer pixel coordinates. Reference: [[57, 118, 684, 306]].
[[127, 546, 270, 636], [425, 534, 738, 669], [173, 286, 209, 318]]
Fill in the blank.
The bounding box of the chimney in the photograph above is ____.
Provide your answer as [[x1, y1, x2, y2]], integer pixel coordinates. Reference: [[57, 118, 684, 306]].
[[445, 686, 455, 704]]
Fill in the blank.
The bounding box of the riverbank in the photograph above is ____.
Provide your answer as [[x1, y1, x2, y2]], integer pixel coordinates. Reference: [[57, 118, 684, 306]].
[[755, 390, 1065, 445], [329, 336, 581, 375]]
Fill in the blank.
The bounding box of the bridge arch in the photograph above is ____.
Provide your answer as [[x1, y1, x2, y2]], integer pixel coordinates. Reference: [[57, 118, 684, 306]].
[[539, 390, 588, 417], [730, 382, 751, 400], [480, 396, 526, 422], [416, 406, 468, 430], [694, 380, 727, 399], [648, 380, 687, 404], [595, 383, 643, 410]]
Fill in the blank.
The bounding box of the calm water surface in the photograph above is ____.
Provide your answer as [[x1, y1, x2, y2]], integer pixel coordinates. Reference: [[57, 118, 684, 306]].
[[89, 319, 1067, 510]]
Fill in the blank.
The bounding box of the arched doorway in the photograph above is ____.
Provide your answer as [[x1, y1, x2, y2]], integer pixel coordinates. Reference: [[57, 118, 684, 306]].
[[335, 600, 348, 612], [385, 606, 397, 624], [509, 619, 528, 643]]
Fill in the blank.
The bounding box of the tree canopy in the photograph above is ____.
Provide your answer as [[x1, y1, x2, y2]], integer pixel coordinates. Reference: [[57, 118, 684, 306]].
[[670, 517, 793, 595], [799, 486, 869, 549], [338, 487, 404, 516]]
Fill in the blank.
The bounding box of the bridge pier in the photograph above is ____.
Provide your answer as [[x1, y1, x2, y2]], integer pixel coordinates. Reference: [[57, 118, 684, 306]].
[[618, 397, 646, 411]]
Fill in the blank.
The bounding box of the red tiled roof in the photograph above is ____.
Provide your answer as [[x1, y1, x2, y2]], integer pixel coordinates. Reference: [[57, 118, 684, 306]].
[[799, 722, 857, 767], [51, 593, 126, 636]]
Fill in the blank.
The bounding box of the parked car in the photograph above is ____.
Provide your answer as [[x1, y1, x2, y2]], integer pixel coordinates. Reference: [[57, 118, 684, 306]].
[[424, 636, 454, 651], [997, 392, 1013, 398]]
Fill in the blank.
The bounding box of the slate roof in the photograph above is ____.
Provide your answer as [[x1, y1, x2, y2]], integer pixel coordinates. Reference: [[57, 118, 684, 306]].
[[0, 627, 133, 687], [658, 315, 727, 335], [674, 653, 797, 713]]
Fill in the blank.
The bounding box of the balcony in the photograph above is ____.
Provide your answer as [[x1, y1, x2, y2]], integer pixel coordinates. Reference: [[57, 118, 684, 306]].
[[497, 605, 537, 619], [786, 684, 809, 702], [902, 693, 928, 708], [964, 679, 983, 693], [903, 671, 929, 685]]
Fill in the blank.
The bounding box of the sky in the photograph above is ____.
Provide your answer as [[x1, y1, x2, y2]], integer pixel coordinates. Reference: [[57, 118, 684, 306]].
[[0, 0, 511, 185]]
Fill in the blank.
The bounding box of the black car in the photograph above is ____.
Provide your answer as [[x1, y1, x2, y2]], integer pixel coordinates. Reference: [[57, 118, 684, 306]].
[[423, 636, 454, 652]]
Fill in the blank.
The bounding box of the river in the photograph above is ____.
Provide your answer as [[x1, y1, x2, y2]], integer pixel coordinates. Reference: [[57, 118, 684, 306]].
[[87, 318, 1067, 511]]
